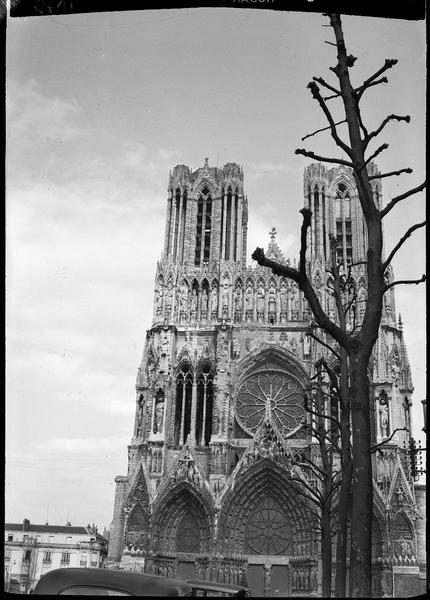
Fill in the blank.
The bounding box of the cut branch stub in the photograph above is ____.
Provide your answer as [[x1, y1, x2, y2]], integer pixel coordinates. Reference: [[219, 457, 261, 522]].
[[252, 247, 265, 265]]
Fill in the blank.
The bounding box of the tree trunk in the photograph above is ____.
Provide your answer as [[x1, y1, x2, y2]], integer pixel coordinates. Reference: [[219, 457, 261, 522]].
[[321, 498, 333, 598], [335, 348, 352, 597], [348, 352, 373, 597], [335, 437, 352, 597]]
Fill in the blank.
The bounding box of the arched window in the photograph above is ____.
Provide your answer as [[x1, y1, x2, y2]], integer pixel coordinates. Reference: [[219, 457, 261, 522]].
[[322, 188, 326, 260], [180, 189, 187, 263], [225, 187, 232, 260], [196, 363, 214, 446], [195, 186, 212, 266], [233, 191, 239, 260], [314, 187, 320, 252], [174, 364, 193, 445], [173, 188, 181, 261]]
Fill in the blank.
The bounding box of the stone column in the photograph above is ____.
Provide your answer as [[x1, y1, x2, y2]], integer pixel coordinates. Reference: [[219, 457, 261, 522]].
[[201, 381, 207, 445], [107, 476, 129, 563], [163, 193, 172, 257], [190, 378, 198, 444], [221, 191, 227, 260], [237, 196, 243, 265], [179, 384, 186, 445], [169, 196, 178, 260]]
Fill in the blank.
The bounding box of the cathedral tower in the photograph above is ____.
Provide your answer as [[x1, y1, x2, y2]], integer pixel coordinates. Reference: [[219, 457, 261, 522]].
[[107, 160, 425, 597]]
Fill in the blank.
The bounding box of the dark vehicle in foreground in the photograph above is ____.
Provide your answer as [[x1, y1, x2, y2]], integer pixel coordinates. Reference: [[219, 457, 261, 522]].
[[31, 568, 193, 596], [187, 579, 250, 597]]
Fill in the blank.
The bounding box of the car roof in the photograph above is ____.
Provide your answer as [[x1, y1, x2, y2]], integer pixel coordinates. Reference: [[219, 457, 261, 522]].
[[186, 579, 248, 593], [33, 568, 193, 596]]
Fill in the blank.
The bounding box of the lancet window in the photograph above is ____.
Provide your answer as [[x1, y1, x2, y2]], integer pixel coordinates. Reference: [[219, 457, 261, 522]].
[[174, 364, 193, 445], [195, 186, 212, 266], [167, 188, 187, 263], [196, 362, 214, 447], [335, 182, 353, 266]]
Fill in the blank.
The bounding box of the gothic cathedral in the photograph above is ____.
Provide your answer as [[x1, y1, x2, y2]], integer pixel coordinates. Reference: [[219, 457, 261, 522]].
[[107, 160, 425, 597]]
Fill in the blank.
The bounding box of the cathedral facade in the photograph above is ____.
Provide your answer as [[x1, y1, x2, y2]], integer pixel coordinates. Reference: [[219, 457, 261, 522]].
[[107, 160, 426, 597]]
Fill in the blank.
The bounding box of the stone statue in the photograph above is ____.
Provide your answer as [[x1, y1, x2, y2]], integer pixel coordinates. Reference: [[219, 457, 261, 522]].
[[154, 401, 164, 433], [201, 289, 209, 313], [280, 282, 287, 311], [180, 284, 189, 311], [268, 287, 276, 313], [234, 284, 242, 311], [257, 286, 265, 313], [156, 286, 163, 314], [380, 402, 389, 437], [245, 285, 253, 311], [211, 285, 218, 313], [190, 289, 198, 312], [222, 277, 230, 308]]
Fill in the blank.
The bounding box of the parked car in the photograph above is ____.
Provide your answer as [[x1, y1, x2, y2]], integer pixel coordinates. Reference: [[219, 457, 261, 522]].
[[186, 579, 250, 597], [31, 568, 193, 596]]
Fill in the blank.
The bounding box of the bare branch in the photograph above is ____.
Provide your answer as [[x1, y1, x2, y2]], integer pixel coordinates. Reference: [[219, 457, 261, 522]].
[[288, 479, 323, 507], [356, 76, 388, 96], [368, 168, 412, 181], [305, 403, 341, 427], [324, 77, 388, 102], [313, 76, 340, 95], [299, 208, 312, 276], [307, 81, 352, 155], [384, 274, 426, 291], [371, 428, 408, 453], [383, 221, 426, 269], [360, 143, 389, 169], [308, 330, 341, 361], [380, 180, 426, 217], [253, 211, 351, 350], [364, 114, 410, 148], [301, 119, 347, 141], [357, 59, 398, 101], [295, 148, 353, 167], [324, 40, 338, 47]]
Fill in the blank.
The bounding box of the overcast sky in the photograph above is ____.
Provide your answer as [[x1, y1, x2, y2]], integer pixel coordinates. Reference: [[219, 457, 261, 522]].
[[6, 8, 426, 531]]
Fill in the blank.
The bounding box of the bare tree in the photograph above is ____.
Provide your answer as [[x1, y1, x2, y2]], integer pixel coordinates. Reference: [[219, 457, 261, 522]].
[[252, 13, 426, 597], [293, 359, 342, 598]]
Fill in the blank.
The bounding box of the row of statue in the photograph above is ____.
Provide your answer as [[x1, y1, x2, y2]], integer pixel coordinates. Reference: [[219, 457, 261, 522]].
[[155, 278, 305, 321], [155, 277, 367, 326]]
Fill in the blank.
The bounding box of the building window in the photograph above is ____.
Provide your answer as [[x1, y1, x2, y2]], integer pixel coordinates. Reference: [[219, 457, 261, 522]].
[[80, 559, 87, 568], [8, 534, 13, 542], [91, 560, 98, 567], [195, 187, 212, 266], [195, 362, 214, 447], [24, 550, 32, 561], [61, 552, 70, 564], [5, 548, 11, 559], [174, 363, 193, 445], [43, 551, 52, 563]]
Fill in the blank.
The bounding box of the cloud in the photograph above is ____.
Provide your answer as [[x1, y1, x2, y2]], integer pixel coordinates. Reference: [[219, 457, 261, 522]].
[[7, 78, 84, 145]]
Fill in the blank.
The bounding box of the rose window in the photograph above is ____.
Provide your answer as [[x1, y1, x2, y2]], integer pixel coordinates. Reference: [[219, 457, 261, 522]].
[[245, 497, 291, 555], [236, 370, 304, 436]]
